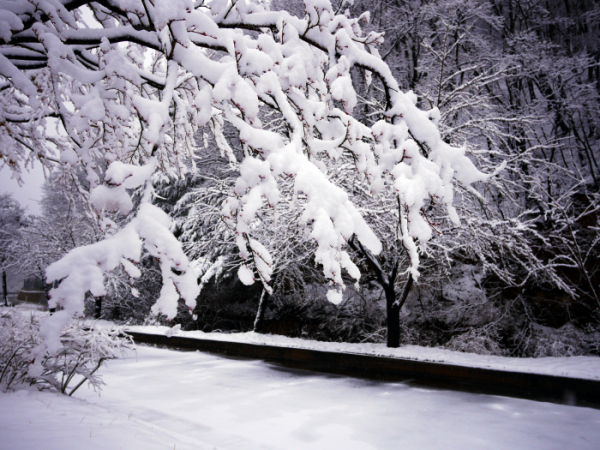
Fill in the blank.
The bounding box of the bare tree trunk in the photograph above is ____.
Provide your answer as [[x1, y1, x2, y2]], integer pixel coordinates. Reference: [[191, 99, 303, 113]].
[[385, 283, 400, 348], [2, 270, 7, 306], [253, 289, 269, 333], [386, 274, 413, 348], [348, 235, 414, 348]]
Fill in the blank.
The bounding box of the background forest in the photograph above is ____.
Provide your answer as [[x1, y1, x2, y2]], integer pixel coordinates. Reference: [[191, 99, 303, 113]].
[[2, 0, 599, 357]]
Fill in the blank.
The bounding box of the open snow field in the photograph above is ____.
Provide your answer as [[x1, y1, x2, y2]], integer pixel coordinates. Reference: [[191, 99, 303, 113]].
[[2, 345, 600, 450]]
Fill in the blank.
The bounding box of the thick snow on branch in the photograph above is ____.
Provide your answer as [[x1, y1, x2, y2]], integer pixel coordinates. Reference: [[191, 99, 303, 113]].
[[1, 0, 488, 352], [37, 160, 199, 356]]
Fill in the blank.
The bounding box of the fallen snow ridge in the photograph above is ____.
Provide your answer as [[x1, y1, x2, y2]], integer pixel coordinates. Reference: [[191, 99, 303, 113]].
[[126, 325, 600, 381]]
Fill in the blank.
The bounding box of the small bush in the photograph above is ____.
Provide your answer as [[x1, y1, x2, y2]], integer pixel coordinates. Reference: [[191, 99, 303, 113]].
[[523, 323, 599, 358], [0, 308, 133, 395], [0, 309, 39, 390], [445, 327, 508, 356]]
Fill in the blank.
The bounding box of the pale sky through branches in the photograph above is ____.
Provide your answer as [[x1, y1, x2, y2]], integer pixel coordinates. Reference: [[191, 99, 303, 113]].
[[0, 161, 44, 216]]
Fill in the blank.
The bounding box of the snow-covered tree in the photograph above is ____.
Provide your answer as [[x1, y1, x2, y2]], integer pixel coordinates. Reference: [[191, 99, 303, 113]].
[[171, 146, 326, 332], [347, 0, 599, 325], [0, 193, 27, 305], [0, 0, 492, 352], [10, 174, 154, 321], [14, 174, 100, 282]]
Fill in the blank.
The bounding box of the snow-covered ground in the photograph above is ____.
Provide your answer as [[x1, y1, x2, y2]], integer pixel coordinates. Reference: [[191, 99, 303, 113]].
[[127, 325, 600, 380], [2, 345, 600, 450]]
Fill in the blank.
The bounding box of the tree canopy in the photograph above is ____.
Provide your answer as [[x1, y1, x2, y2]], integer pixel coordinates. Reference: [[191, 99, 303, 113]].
[[0, 0, 496, 351]]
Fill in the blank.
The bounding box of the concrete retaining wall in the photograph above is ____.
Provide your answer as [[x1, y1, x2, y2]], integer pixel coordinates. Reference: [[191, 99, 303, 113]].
[[16, 290, 48, 307], [126, 330, 600, 408]]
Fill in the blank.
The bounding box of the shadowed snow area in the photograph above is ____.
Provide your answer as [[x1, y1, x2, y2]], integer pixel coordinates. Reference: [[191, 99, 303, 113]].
[[2, 345, 600, 450]]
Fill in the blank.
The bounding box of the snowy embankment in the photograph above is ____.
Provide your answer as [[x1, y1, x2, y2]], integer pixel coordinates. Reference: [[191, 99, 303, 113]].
[[3, 345, 600, 450], [126, 325, 600, 380]]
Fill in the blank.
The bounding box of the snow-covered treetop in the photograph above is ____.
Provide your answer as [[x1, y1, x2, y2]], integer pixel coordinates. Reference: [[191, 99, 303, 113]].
[[0, 0, 489, 350]]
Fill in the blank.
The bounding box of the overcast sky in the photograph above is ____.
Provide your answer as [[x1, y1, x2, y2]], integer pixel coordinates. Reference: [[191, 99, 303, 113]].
[[0, 162, 45, 216]]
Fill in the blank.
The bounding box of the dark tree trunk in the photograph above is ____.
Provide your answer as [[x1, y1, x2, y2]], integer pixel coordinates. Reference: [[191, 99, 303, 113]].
[[348, 235, 414, 348], [2, 270, 7, 306], [94, 296, 102, 319], [253, 289, 269, 333], [385, 274, 413, 348], [385, 284, 400, 347]]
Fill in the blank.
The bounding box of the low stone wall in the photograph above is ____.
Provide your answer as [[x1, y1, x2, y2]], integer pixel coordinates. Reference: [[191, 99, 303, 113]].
[[126, 330, 600, 408], [16, 290, 48, 307]]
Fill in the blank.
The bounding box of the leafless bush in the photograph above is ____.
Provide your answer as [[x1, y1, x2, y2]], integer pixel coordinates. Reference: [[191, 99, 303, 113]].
[[0, 309, 133, 394], [0, 310, 39, 390], [523, 323, 600, 358], [445, 326, 508, 356]]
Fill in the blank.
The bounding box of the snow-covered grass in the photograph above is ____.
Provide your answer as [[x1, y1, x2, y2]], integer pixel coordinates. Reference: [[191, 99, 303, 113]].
[[127, 325, 600, 380], [2, 345, 600, 450], [0, 388, 218, 450]]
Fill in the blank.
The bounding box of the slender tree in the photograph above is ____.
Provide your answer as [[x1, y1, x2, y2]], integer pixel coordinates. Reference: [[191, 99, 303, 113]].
[[0, 194, 27, 306]]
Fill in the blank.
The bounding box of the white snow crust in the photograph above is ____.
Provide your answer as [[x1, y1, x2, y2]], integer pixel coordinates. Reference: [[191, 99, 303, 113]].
[[2, 345, 600, 450]]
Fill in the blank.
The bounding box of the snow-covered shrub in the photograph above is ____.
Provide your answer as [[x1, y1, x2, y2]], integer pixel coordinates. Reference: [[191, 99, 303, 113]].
[[31, 321, 134, 395], [0, 309, 40, 391], [521, 323, 599, 358], [445, 327, 508, 356], [438, 265, 495, 326], [0, 309, 133, 394], [307, 285, 386, 344]]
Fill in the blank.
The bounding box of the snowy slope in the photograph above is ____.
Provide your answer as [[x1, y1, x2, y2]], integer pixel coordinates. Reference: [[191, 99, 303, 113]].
[[127, 325, 600, 380]]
